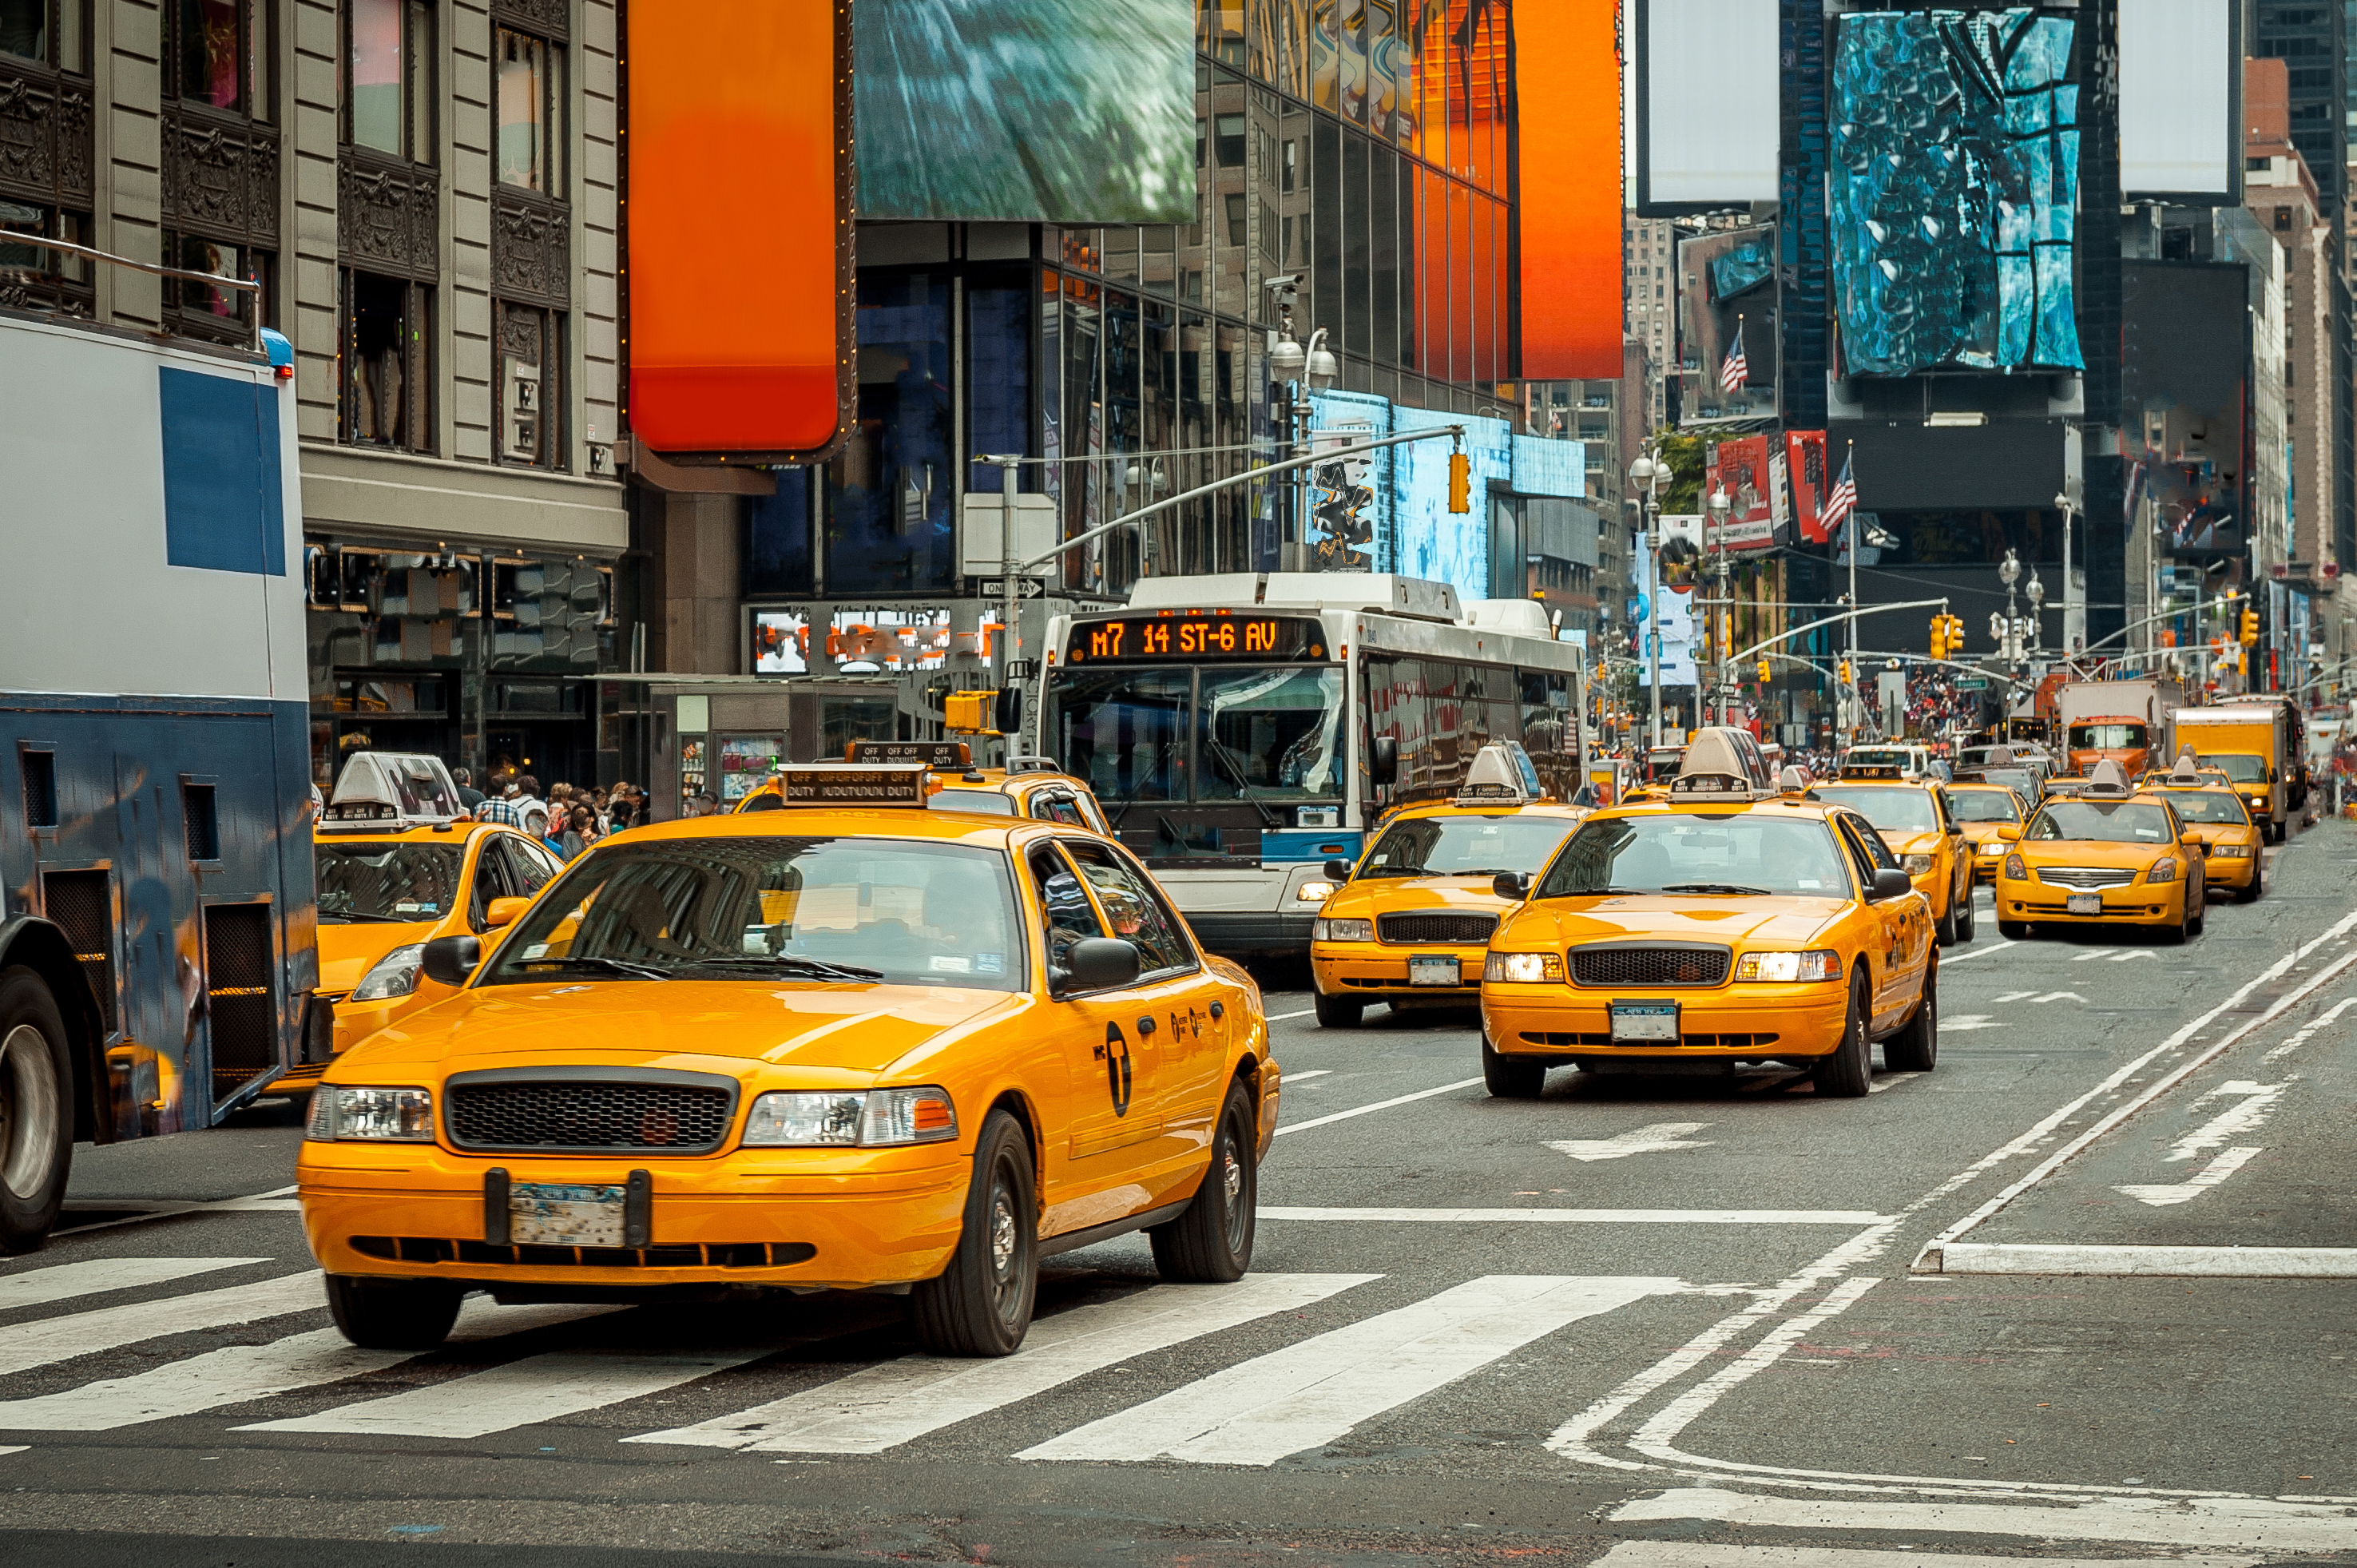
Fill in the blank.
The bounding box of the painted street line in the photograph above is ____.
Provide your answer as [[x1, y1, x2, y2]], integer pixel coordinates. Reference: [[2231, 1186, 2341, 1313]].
[[1864, 1071, 1926, 1095], [2263, 995, 2357, 1062], [0, 1256, 265, 1315], [1990, 990, 2038, 1002], [1613, 1487, 2357, 1553], [1936, 939, 2014, 963], [0, 1447, 23, 1459], [1284, 1069, 1332, 1082], [1941, 1014, 2002, 1031], [237, 1349, 766, 1439], [1020, 1275, 1676, 1467], [2070, 949, 2119, 963], [2163, 1082, 2290, 1160], [1626, 1278, 1882, 1462], [626, 1274, 1375, 1454], [0, 1271, 323, 1379], [1548, 1123, 1712, 1162], [1935, 1243, 2357, 1277], [2030, 990, 2089, 1003], [1274, 1078, 1484, 1136], [1265, 1007, 1315, 1022], [1259, 1207, 1885, 1225], [1589, 1544, 2261, 1568], [2108, 951, 2161, 962], [0, 1327, 409, 1431], [2117, 1145, 2261, 1206]]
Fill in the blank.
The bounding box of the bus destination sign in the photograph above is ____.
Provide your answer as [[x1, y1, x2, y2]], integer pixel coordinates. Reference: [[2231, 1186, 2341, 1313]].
[[1064, 614, 1325, 665]]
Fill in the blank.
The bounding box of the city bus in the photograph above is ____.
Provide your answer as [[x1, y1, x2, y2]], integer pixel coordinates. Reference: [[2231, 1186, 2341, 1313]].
[[1034, 574, 1585, 954], [0, 310, 316, 1250]]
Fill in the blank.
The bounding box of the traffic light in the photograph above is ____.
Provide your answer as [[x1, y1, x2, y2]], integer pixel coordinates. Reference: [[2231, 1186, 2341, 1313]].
[[1757, 658, 1772, 685], [2240, 605, 2260, 646], [944, 690, 1000, 735], [1928, 615, 1947, 661], [1717, 613, 1732, 661], [1839, 659, 1853, 686], [1447, 451, 1471, 514], [2237, 646, 2250, 677]]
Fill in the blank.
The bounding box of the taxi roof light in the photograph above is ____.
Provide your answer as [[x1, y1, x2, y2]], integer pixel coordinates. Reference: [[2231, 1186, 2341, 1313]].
[[1454, 740, 1543, 806], [1669, 728, 1776, 801], [768, 763, 934, 808], [320, 752, 466, 832], [2080, 760, 2134, 800], [846, 740, 971, 769]]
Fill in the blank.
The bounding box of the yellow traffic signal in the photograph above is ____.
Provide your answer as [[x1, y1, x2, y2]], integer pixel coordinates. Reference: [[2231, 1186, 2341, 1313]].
[[1717, 612, 1732, 661], [1928, 616, 1946, 661], [1448, 451, 1471, 514], [1756, 657, 1772, 685], [1839, 659, 1852, 686], [2237, 646, 2250, 676], [2240, 606, 2259, 646]]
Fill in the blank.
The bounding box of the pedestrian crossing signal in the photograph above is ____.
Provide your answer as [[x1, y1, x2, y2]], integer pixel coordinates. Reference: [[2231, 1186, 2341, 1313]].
[[1448, 452, 1471, 514]]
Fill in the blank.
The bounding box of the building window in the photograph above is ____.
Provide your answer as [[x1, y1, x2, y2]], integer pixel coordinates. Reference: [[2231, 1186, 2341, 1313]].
[[340, 267, 432, 451], [0, 198, 93, 314], [169, 0, 271, 119], [0, 0, 87, 69], [495, 25, 562, 195], [498, 300, 563, 467], [165, 232, 269, 341], [347, 0, 434, 163]]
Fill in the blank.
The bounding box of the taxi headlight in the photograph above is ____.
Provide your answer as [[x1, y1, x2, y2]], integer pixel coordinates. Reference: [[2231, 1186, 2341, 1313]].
[[1978, 841, 2004, 855], [1296, 880, 1336, 903], [2003, 853, 2026, 880], [350, 943, 427, 1002], [1901, 854, 1934, 875], [1483, 951, 1564, 983], [2212, 844, 2253, 858], [307, 1086, 434, 1141], [1314, 917, 1375, 943], [742, 1086, 958, 1147], [2145, 858, 2178, 884], [1734, 949, 1842, 983]]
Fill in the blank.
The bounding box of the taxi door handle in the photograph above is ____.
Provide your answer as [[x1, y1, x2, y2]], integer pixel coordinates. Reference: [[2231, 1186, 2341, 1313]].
[[1208, 1001, 1224, 1019], [1137, 1016, 1157, 1034]]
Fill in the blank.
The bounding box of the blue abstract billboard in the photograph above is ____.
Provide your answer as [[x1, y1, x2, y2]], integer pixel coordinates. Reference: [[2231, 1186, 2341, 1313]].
[[1829, 8, 2083, 377]]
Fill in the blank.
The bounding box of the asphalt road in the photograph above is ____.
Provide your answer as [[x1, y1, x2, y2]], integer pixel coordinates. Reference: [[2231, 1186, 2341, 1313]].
[[5, 823, 2355, 1567]]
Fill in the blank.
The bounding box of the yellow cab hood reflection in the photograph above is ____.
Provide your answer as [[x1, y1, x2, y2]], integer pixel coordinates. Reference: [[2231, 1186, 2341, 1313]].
[[2017, 839, 2169, 869], [335, 981, 1021, 1082], [1506, 895, 1844, 949], [316, 920, 441, 993], [1323, 877, 1515, 920], [1883, 831, 1941, 858]]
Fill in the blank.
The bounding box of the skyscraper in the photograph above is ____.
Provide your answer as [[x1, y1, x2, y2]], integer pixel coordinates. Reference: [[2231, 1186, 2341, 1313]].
[[2256, 0, 2346, 219]]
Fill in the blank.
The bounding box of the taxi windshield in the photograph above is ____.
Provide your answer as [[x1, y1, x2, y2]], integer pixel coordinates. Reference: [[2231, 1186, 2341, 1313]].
[[1967, 768, 2038, 797], [315, 842, 463, 923], [2164, 790, 2252, 825], [1809, 786, 1938, 833], [480, 837, 1025, 990], [1538, 816, 1852, 899], [2198, 752, 2268, 783], [1947, 789, 2021, 824], [2024, 802, 2176, 844], [1359, 813, 1581, 879]]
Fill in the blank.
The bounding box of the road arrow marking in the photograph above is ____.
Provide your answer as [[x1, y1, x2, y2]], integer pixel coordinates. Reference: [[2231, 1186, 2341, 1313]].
[[1992, 990, 2038, 1002], [2109, 951, 2161, 962], [2030, 990, 2087, 1004], [2162, 1081, 2289, 1161], [1942, 1014, 2003, 1031], [2117, 1145, 2262, 1206], [1547, 1123, 1713, 1162], [2072, 949, 2119, 962]]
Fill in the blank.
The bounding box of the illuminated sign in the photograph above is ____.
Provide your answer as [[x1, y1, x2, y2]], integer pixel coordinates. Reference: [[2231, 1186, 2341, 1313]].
[[847, 740, 973, 768], [776, 764, 929, 806], [1063, 615, 1327, 665]]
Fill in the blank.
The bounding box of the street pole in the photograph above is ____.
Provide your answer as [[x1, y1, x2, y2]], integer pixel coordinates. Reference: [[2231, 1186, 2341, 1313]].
[[998, 454, 1022, 759], [1645, 488, 1664, 750]]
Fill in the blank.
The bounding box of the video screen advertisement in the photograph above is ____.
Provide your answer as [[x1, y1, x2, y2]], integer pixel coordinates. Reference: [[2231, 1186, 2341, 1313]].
[[2123, 261, 2249, 558]]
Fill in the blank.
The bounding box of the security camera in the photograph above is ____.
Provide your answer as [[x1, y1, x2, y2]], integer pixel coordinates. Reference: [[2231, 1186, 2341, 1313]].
[[1263, 274, 1303, 294]]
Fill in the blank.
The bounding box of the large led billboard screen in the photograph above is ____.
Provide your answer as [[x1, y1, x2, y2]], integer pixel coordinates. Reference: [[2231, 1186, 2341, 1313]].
[[1635, 0, 1780, 211], [1828, 8, 2084, 379], [1518, 0, 1624, 379], [854, 0, 1195, 224], [2120, 0, 2238, 202], [2123, 261, 2248, 559]]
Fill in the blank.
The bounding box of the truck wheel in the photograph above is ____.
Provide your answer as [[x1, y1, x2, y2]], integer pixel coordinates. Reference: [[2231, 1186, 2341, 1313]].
[[910, 1110, 1037, 1356], [1313, 991, 1363, 1028], [0, 969, 75, 1255], [323, 1274, 462, 1349], [1151, 1079, 1256, 1283]]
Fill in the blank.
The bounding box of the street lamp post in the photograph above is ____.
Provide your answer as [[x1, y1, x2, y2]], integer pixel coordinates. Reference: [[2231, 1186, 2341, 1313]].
[[1268, 307, 1338, 573], [1705, 482, 1732, 726], [1628, 449, 1665, 749]]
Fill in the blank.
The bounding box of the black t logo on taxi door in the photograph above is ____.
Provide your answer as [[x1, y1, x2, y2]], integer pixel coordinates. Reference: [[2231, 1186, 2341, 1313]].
[[1101, 1022, 1133, 1116]]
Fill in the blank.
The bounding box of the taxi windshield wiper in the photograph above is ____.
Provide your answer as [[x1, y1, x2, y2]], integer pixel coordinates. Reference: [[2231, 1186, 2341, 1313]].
[[1659, 882, 1776, 896], [680, 955, 885, 981], [521, 955, 674, 980]]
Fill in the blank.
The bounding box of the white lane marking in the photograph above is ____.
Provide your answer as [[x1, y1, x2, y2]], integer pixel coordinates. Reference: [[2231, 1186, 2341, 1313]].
[[1274, 1077, 1483, 1136], [2264, 995, 2357, 1061], [1938, 939, 2015, 963], [1613, 1487, 2357, 1552], [0, 1257, 265, 1314], [1938, 1243, 2357, 1276], [1548, 1123, 1713, 1161], [1260, 1208, 1885, 1225], [627, 1274, 1376, 1454], [2030, 990, 2087, 1004], [1626, 1278, 1881, 1461], [2163, 1081, 2289, 1161], [1942, 1014, 2002, 1031], [1991, 990, 2038, 1002], [0, 1446, 23, 1458], [0, 1271, 323, 1379], [236, 1348, 763, 1439], [2070, 949, 2118, 963], [1588, 1544, 2254, 1568], [1019, 1275, 1677, 1467], [1267, 1007, 1315, 1022], [1866, 1072, 1926, 1094], [1284, 1069, 1333, 1082], [2117, 1145, 2262, 1206], [2109, 951, 2161, 963], [46, 1186, 311, 1237]]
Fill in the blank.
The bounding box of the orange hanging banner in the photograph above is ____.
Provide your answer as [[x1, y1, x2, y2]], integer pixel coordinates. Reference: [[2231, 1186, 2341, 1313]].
[[1515, 1, 1624, 379], [625, 0, 854, 460]]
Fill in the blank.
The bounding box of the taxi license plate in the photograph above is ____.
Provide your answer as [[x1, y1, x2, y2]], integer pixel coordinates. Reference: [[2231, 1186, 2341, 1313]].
[[1611, 1001, 1680, 1042], [509, 1183, 625, 1248], [1408, 955, 1461, 986], [2066, 893, 2102, 916]]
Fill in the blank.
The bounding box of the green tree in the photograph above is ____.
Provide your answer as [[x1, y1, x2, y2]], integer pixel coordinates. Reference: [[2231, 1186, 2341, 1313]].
[[1656, 432, 1706, 514]]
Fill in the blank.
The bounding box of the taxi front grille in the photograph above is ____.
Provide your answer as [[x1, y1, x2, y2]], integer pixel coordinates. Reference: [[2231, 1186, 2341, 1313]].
[[2035, 867, 2136, 890], [1569, 945, 1730, 988], [351, 1236, 815, 1269], [1378, 911, 1499, 946], [445, 1072, 738, 1154]]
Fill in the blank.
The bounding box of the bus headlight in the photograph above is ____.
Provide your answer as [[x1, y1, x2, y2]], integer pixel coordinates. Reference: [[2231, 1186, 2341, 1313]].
[[1734, 949, 1841, 982], [1483, 951, 1563, 983], [350, 943, 427, 1002], [1296, 880, 1335, 903], [1314, 918, 1374, 942], [307, 1086, 434, 1141]]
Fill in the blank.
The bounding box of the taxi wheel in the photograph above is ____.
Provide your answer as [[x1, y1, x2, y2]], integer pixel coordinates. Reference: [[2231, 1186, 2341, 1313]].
[[1482, 1037, 1546, 1099], [1314, 992, 1363, 1028], [1998, 919, 2030, 941], [1884, 959, 1937, 1073], [1811, 972, 1872, 1098], [911, 1110, 1036, 1357], [1954, 887, 1976, 943], [323, 1274, 462, 1350], [1934, 899, 1958, 948], [2188, 879, 2206, 937], [1150, 1078, 1257, 1283], [2237, 860, 2264, 903]]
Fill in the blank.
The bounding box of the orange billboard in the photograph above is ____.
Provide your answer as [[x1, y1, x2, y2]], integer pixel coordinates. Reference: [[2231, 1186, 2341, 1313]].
[[1516, 2, 1623, 379], [626, 0, 852, 459]]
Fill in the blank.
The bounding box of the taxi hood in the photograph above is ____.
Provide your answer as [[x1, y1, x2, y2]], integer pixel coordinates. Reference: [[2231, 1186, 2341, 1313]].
[[316, 920, 438, 994], [1509, 895, 1847, 950], [335, 982, 1024, 1084], [1323, 876, 1516, 918]]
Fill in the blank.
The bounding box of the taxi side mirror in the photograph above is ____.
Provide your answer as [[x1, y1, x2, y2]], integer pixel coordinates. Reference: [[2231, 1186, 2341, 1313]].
[[1323, 857, 1354, 883], [1868, 868, 1914, 903], [1056, 937, 1140, 996], [421, 934, 482, 987], [484, 896, 530, 930], [1995, 824, 2022, 842], [1492, 871, 1530, 900], [1369, 736, 1399, 788]]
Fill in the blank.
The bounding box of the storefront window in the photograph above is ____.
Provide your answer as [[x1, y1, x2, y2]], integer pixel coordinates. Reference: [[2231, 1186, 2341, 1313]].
[[174, 0, 268, 116]]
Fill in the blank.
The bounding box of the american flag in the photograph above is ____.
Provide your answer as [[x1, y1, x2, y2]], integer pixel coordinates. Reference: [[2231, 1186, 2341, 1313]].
[[1719, 320, 1748, 394], [1822, 446, 1857, 544]]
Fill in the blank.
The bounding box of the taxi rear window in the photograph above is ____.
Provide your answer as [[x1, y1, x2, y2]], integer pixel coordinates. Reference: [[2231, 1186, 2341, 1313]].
[[1811, 785, 1938, 833], [927, 788, 1018, 816], [1947, 790, 2020, 824], [480, 837, 1025, 990], [1360, 814, 1581, 879], [2163, 791, 2252, 825]]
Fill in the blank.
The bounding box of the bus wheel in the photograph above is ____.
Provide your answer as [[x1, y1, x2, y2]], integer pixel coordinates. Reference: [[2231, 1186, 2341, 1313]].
[[0, 969, 74, 1255]]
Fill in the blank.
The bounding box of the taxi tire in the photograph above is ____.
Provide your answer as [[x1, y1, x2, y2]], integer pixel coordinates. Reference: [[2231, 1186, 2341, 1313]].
[[910, 1110, 1037, 1357], [1811, 972, 1873, 1098], [1998, 919, 2030, 940], [1934, 899, 1958, 948], [2236, 860, 2263, 903], [1883, 959, 1937, 1073], [1314, 992, 1363, 1028], [0, 971, 74, 1254], [1954, 887, 1976, 943], [2188, 877, 2205, 938], [323, 1274, 462, 1350], [1150, 1078, 1257, 1283], [1482, 1037, 1546, 1099]]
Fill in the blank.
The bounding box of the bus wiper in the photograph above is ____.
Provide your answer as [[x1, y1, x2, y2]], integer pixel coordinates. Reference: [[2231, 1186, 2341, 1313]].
[[1204, 738, 1282, 829], [682, 955, 884, 981], [319, 910, 415, 924], [521, 955, 674, 980], [1659, 882, 1776, 896], [1109, 736, 1180, 836]]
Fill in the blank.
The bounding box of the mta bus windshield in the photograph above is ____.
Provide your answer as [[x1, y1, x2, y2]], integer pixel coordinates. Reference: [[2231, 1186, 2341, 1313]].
[[1050, 665, 1345, 802]]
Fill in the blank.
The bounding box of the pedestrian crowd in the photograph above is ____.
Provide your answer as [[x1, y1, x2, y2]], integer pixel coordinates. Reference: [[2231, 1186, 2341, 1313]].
[[451, 768, 668, 860]]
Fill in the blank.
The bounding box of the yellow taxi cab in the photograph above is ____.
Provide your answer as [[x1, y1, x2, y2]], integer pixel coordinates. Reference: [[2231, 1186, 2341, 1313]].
[[1992, 760, 2205, 942], [1944, 781, 2030, 884], [2138, 756, 2264, 903], [736, 742, 1113, 835], [1807, 769, 1977, 946], [1307, 743, 1586, 1027], [300, 761, 1276, 1357], [1478, 730, 1938, 1100], [288, 753, 565, 1096]]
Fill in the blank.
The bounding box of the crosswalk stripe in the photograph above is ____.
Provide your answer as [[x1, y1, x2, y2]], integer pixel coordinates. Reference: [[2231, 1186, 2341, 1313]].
[[1593, 1545, 2174, 1567], [0, 1299, 618, 1432], [236, 1348, 764, 1439], [0, 1271, 323, 1379], [626, 1273, 1380, 1455], [1019, 1274, 1679, 1467], [0, 1256, 267, 1314]]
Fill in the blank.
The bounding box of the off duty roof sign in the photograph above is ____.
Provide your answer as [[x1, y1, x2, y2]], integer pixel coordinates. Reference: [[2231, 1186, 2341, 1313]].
[[778, 763, 930, 806]]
